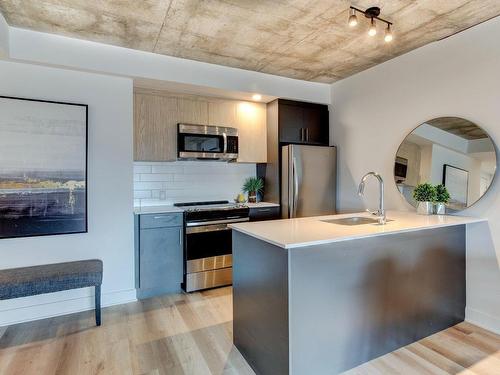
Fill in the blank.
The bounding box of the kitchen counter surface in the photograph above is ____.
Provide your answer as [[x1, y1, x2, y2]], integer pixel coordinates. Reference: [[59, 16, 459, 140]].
[[134, 201, 279, 214], [230, 210, 486, 249], [133, 205, 183, 214], [246, 202, 280, 208]]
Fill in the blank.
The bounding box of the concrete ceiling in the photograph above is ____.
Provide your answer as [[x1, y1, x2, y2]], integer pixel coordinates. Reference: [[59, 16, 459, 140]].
[[427, 117, 488, 140], [1, 1, 500, 83]]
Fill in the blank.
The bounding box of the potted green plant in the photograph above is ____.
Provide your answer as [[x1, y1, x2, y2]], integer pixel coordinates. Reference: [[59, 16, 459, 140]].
[[434, 184, 450, 215], [242, 177, 264, 203], [413, 183, 436, 215]]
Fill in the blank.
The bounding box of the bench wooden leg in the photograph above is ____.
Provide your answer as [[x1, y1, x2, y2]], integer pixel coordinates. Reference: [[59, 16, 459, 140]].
[[95, 285, 101, 326]]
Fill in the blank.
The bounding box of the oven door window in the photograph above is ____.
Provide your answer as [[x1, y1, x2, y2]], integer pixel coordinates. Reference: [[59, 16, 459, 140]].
[[181, 134, 223, 153], [186, 228, 232, 261]]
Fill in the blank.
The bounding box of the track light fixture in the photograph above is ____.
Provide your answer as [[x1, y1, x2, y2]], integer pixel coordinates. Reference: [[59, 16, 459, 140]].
[[348, 6, 393, 42], [348, 8, 358, 27]]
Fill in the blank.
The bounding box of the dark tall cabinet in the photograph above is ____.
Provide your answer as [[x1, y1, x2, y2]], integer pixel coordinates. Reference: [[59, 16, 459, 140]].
[[278, 100, 329, 145], [259, 99, 330, 206]]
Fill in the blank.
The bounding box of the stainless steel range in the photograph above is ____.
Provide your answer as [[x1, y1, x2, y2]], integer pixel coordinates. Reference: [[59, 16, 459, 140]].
[[174, 200, 249, 292]]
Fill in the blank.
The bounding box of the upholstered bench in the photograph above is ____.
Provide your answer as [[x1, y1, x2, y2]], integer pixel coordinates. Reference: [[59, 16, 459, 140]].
[[0, 259, 103, 326]]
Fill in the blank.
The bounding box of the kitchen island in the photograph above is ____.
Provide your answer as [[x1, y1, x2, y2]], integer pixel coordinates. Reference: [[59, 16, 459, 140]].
[[230, 211, 486, 375]]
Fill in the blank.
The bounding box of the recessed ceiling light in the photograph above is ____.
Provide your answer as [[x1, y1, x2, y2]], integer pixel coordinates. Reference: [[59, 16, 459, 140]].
[[252, 94, 262, 101]]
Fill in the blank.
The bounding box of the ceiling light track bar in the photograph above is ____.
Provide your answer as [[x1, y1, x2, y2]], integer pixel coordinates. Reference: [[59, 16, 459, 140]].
[[350, 6, 393, 26]]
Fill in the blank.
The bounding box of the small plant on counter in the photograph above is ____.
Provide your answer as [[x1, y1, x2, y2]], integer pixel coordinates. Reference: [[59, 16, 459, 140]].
[[242, 177, 264, 203], [413, 183, 436, 215], [434, 184, 450, 204], [434, 184, 450, 215]]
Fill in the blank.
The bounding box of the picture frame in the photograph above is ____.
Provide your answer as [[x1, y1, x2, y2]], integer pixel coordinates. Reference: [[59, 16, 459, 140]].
[[442, 164, 469, 210], [0, 95, 88, 239]]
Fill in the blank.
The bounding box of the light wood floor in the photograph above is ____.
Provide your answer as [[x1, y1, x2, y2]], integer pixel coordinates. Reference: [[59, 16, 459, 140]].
[[0, 287, 499, 375]]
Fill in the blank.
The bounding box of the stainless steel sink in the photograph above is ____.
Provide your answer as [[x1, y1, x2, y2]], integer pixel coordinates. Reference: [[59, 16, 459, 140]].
[[321, 217, 386, 226]]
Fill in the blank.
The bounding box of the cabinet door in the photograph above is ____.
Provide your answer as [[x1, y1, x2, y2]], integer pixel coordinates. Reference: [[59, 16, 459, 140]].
[[208, 100, 237, 127], [303, 106, 329, 145], [139, 226, 183, 297], [236, 101, 267, 163], [279, 103, 304, 143], [249, 206, 280, 221], [134, 93, 178, 161]]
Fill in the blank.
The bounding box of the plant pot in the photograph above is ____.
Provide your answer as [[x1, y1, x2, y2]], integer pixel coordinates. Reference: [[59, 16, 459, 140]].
[[416, 201, 433, 215], [434, 202, 446, 215], [248, 191, 257, 203]]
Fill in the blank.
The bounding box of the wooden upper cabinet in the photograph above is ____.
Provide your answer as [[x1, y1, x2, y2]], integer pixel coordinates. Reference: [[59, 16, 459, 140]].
[[236, 102, 267, 163], [134, 93, 178, 161], [177, 98, 209, 125], [208, 100, 237, 127], [134, 90, 267, 163]]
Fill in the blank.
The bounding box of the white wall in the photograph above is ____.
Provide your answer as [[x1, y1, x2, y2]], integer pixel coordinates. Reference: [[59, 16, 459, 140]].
[[9, 27, 331, 105], [0, 60, 134, 326], [134, 161, 256, 207], [430, 143, 481, 204], [0, 12, 8, 57], [331, 16, 500, 333]]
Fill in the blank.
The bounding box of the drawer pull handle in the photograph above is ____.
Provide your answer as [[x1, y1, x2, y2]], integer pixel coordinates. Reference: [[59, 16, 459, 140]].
[[258, 209, 271, 212]]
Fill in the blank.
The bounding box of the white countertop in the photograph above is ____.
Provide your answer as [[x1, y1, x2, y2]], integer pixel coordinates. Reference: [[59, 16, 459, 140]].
[[134, 201, 279, 214], [133, 205, 183, 214], [230, 210, 486, 249], [246, 202, 280, 208]]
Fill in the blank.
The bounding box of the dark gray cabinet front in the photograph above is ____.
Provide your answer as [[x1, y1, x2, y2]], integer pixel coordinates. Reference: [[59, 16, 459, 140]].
[[136, 213, 183, 299], [278, 100, 329, 145], [249, 206, 280, 221]]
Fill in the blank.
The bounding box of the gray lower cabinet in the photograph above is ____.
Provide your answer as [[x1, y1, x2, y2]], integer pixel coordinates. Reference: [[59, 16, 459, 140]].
[[249, 206, 280, 221], [135, 213, 183, 299]]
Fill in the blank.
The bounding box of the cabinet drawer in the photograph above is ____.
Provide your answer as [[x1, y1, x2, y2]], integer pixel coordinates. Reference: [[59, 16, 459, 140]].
[[139, 213, 183, 229], [249, 206, 280, 221]]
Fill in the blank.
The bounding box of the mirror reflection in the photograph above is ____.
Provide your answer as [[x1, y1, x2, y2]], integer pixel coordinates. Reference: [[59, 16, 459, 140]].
[[395, 117, 496, 210]]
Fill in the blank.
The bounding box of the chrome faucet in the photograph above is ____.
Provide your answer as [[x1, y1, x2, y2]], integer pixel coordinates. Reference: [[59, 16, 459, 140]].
[[358, 172, 387, 225]]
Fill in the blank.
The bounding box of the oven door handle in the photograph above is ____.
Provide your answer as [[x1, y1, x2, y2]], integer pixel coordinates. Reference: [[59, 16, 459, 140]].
[[186, 224, 232, 234], [186, 217, 249, 227]]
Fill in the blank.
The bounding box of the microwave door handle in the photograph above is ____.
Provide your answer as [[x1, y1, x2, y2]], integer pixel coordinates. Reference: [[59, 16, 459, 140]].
[[223, 132, 227, 154]]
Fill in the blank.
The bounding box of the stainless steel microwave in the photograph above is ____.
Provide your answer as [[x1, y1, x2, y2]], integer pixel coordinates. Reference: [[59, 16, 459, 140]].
[[177, 124, 238, 161]]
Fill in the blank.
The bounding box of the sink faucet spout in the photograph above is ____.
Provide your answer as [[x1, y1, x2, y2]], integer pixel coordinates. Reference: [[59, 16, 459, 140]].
[[358, 172, 386, 224]]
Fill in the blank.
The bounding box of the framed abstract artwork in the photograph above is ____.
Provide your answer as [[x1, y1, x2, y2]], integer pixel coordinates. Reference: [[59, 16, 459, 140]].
[[0, 96, 88, 239], [443, 164, 469, 210]]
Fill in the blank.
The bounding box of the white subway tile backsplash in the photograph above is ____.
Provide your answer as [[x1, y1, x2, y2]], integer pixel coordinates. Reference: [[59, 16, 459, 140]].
[[134, 190, 152, 199], [151, 165, 184, 174], [134, 181, 166, 190], [139, 173, 174, 182], [133, 165, 151, 174], [133, 161, 256, 207]]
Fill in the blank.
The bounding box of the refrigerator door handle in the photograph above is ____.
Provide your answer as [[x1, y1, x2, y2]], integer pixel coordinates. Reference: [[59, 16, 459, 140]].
[[292, 156, 299, 218]]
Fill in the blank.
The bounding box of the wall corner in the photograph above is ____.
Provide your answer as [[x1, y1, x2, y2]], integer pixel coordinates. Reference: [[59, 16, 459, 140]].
[[0, 12, 10, 58]]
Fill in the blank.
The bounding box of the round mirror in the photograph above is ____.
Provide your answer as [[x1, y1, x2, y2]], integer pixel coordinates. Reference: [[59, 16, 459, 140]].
[[394, 117, 497, 211]]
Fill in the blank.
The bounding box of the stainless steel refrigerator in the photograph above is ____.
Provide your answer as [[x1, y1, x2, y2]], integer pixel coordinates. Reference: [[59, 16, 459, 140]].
[[281, 145, 336, 218]]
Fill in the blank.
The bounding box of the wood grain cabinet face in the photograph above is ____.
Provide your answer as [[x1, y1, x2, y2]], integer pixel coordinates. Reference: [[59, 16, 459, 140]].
[[134, 90, 267, 163], [236, 102, 267, 163], [134, 93, 178, 161]]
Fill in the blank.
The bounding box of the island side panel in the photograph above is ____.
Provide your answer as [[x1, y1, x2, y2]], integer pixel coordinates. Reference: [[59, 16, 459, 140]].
[[289, 225, 465, 375], [232, 231, 289, 375]]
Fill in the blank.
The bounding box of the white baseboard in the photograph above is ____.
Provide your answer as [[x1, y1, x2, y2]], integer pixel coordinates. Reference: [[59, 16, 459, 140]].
[[0, 288, 137, 327], [465, 307, 500, 335]]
